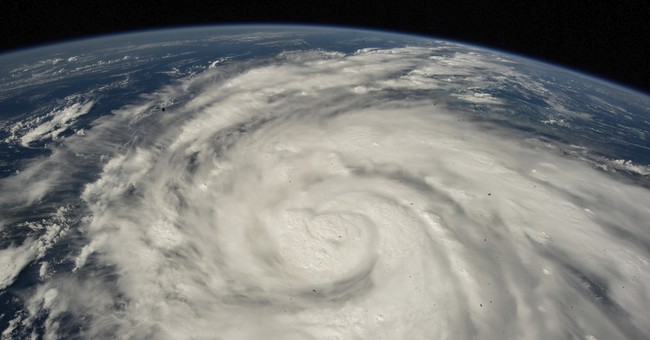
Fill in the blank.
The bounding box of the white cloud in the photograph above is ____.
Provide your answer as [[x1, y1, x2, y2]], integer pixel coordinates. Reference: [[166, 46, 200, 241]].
[[2, 45, 650, 339], [19, 101, 94, 146], [608, 159, 650, 175], [0, 241, 36, 290], [0, 206, 71, 289]]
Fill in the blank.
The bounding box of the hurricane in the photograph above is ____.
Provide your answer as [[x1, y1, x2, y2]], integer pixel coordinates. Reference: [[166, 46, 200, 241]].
[[1, 27, 650, 339]]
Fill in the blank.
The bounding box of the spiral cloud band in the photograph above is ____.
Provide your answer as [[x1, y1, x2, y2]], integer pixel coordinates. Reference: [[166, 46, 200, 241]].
[[2, 44, 650, 339]]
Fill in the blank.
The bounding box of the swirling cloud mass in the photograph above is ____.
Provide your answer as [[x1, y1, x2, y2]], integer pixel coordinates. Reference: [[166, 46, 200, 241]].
[[1, 41, 650, 339]]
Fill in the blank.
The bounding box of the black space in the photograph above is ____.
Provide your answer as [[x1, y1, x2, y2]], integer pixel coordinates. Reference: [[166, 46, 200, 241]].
[[2, 1, 649, 94]]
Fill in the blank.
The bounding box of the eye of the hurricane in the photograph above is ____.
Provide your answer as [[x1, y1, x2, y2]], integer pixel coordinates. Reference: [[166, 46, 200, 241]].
[[209, 181, 384, 299], [276, 210, 376, 280]]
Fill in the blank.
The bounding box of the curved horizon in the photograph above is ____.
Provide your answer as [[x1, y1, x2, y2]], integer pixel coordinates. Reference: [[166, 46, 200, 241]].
[[2, 23, 648, 96]]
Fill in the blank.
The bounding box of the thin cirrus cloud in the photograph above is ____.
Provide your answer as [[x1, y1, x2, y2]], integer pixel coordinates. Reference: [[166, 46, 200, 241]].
[[1, 46, 649, 339]]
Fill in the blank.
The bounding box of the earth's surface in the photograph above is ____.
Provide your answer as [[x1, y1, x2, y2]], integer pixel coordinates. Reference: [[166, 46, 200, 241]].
[[1, 25, 650, 339]]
